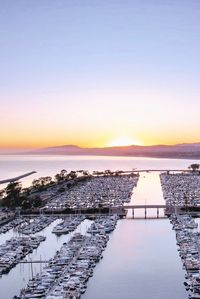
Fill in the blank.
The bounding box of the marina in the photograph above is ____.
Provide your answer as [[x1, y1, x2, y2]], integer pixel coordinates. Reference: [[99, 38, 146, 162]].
[[17, 216, 118, 299], [0, 156, 198, 298], [42, 174, 139, 212], [17, 216, 56, 235], [0, 219, 92, 299], [52, 216, 86, 235], [160, 172, 200, 298], [1, 1, 200, 298], [0, 235, 46, 276]]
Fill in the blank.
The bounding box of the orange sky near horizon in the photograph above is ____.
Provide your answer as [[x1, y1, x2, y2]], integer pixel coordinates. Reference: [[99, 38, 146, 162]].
[[1, 129, 200, 150], [1, 88, 200, 149]]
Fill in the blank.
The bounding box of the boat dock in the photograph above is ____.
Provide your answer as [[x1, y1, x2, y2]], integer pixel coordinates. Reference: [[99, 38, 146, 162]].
[[20, 260, 49, 264]]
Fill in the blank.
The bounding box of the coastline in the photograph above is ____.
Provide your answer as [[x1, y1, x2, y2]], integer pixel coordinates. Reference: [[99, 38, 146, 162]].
[[0, 152, 199, 161]]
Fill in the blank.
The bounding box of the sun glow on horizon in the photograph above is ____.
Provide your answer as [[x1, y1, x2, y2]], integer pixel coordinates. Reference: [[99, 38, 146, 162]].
[[107, 136, 143, 147]]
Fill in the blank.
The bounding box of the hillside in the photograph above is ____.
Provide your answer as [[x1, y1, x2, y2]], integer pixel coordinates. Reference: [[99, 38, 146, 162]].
[[26, 143, 200, 159]]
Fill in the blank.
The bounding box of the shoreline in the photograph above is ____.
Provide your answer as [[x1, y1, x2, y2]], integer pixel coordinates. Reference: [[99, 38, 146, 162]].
[[0, 153, 199, 161]]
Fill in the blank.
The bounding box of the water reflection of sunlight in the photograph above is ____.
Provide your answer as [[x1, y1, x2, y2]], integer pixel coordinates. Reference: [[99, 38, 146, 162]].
[[127, 172, 165, 218]]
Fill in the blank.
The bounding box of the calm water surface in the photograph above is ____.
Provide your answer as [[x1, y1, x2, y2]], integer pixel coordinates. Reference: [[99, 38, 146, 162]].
[[127, 172, 165, 218], [82, 219, 187, 299], [0, 155, 196, 187]]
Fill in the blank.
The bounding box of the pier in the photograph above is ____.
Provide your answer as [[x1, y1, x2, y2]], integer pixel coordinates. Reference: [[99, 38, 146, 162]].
[[110, 205, 167, 219], [0, 171, 36, 184], [110, 205, 193, 219], [125, 204, 166, 219], [122, 169, 192, 173], [22, 205, 194, 219]]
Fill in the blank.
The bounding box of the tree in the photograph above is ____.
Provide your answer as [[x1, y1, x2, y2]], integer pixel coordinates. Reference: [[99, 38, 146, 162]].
[[55, 170, 67, 183], [3, 181, 22, 207], [77, 170, 89, 176], [0, 189, 5, 200], [68, 171, 77, 180], [32, 195, 42, 208], [55, 173, 62, 183], [188, 164, 200, 172], [22, 187, 31, 197], [32, 179, 41, 189], [32, 176, 53, 191], [0, 189, 5, 206], [39, 176, 52, 186], [105, 169, 111, 175], [60, 169, 67, 178], [82, 170, 89, 176]]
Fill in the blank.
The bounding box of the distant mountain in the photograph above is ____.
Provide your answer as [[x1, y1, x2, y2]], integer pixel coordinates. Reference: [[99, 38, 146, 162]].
[[25, 142, 200, 160], [34, 145, 82, 155]]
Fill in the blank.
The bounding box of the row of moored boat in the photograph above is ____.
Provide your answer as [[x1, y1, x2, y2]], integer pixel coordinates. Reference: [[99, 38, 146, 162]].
[[16, 215, 118, 299]]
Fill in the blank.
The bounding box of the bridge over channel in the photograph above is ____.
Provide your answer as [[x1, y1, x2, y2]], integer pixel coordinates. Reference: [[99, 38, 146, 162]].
[[124, 169, 191, 173], [109, 205, 166, 219], [110, 205, 185, 219], [22, 205, 188, 219]]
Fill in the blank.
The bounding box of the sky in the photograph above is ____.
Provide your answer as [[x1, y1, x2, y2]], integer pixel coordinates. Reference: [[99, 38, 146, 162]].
[[0, 0, 200, 149]]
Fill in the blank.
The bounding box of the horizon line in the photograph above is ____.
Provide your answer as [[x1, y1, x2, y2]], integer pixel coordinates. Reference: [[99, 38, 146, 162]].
[[0, 140, 200, 152]]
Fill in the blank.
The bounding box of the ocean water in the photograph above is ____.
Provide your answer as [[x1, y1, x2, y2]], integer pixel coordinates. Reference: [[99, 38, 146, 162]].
[[0, 155, 196, 188]]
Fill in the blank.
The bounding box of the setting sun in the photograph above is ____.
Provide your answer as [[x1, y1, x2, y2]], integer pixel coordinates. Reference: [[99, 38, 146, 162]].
[[107, 136, 142, 147]]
